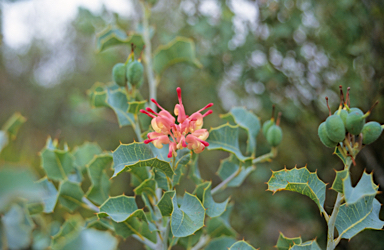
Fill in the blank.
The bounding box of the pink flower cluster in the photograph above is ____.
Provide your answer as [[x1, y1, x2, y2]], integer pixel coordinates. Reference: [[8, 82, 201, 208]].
[[140, 87, 213, 158]]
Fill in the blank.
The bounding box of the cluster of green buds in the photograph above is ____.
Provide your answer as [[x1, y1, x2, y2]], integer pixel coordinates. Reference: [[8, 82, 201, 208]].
[[262, 105, 283, 147], [318, 86, 383, 154], [112, 44, 144, 89]]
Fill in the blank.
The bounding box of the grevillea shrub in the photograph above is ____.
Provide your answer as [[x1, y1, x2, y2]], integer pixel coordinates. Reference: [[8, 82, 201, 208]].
[[0, 4, 383, 250]]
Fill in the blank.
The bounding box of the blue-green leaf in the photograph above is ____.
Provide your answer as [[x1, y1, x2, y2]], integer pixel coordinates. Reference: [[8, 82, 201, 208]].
[[134, 178, 156, 197], [206, 203, 236, 238], [106, 87, 135, 127], [58, 181, 84, 212], [217, 156, 255, 187], [343, 172, 378, 204], [37, 177, 58, 213], [173, 149, 191, 186], [229, 240, 257, 250], [171, 192, 205, 237], [205, 236, 237, 250], [276, 232, 302, 250], [86, 154, 113, 205], [188, 153, 203, 185], [220, 107, 261, 154], [112, 142, 174, 178], [207, 124, 253, 163], [1, 112, 27, 140], [40, 142, 74, 181], [203, 182, 230, 218], [152, 37, 202, 75], [331, 169, 348, 193], [98, 195, 143, 223], [128, 100, 147, 115], [289, 239, 321, 250], [73, 142, 103, 172], [267, 167, 326, 214], [157, 191, 175, 217], [96, 25, 144, 52]]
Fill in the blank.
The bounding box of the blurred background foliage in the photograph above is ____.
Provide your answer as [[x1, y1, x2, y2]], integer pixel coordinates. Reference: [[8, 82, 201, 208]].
[[1, 0, 384, 249]]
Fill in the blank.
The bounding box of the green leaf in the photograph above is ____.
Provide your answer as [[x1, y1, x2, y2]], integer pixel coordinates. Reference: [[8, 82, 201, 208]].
[[88, 82, 109, 108], [134, 178, 156, 197], [217, 156, 255, 187], [203, 182, 230, 218], [157, 191, 175, 217], [171, 192, 205, 237], [335, 197, 384, 239], [128, 100, 147, 115], [333, 147, 347, 165], [98, 195, 143, 222], [229, 240, 257, 250], [85, 217, 114, 231], [130, 166, 151, 187], [206, 203, 237, 238], [142, 194, 159, 221], [152, 36, 202, 75], [0, 130, 8, 153], [0, 168, 43, 213], [58, 181, 85, 212], [27, 202, 44, 215], [267, 167, 326, 213], [112, 142, 174, 178], [207, 124, 253, 163], [205, 236, 237, 250], [154, 170, 169, 190], [178, 229, 203, 249], [276, 232, 302, 250], [331, 169, 348, 193], [37, 177, 58, 213], [289, 239, 321, 250], [193, 182, 210, 201], [220, 107, 261, 154], [40, 144, 74, 181], [1, 112, 27, 139], [96, 25, 144, 52], [73, 142, 103, 172], [343, 171, 378, 204], [3, 203, 34, 250], [173, 149, 191, 186], [86, 154, 113, 205], [112, 216, 157, 242], [188, 153, 203, 185], [106, 87, 135, 127], [51, 215, 83, 249]]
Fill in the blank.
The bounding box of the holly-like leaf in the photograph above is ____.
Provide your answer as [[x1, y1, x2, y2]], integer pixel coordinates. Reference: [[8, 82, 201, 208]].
[[112, 216, 157, 242], [157, 191, 175, 217], [207, 124, 253, 163], [40, 144, 74, 181], [112, 142, 174, 178], [37, 177, 58, 213], [205, 236, 237, 250], [289, 239, 321, 250], [343, 171, 378, 205], [267, 167, 326, 213], [98, 195, 144, 222], [2, 203, 34, 250], [85, 217, 114, 231], [127, 100, 147, 115], [171, 192, 205, 237], [134, 178, 156, 197], [276, 232, 302, 250], [1, 112, 27, 139], [206, 203, 237, 238], [335, 197, 384, 239], [203, 182, 230, 218], [333, 147, 347, 165], [220, 107, 261, 154], [217, 156, 255, 188], [0, 168, 43, 213], [188, 153, 203, 184], [152, 37, 202, 75], [88, 82, 109, 108], [173, 149, 191, 186], [86, 154, 113, 205], [96, 25, 144, 52], [229, 240, 257, 250], [73, 142, 103, 172], [331, 169, 348, 194], [58, 181, 85, 212], [178, 229, 203, 249], [106, 87, 135, 127], [51, 215, 83, 249]]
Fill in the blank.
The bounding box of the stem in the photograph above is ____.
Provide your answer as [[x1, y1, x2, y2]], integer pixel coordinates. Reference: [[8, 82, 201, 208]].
[[82, 197, 99, 212], [211, 165, 247, 195], [132, 234, 157, 249], [252, 148, 278, 164], [139, 1, 157, 111], [190, 235, 210, 250], [134, 115, 143, 142]]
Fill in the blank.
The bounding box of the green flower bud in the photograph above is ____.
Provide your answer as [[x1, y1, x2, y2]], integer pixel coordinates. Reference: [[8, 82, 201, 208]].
[[127, 61, 144, 88], [348, 107, 363, 115], [262, 119, 275, 137], [112, 63, 127, 87], [325, 115, 345, 142], [266, 124, 282, 147], [346, 110, 366, 135], [318, 122, 338, 148], [362, 121, 383, 145]]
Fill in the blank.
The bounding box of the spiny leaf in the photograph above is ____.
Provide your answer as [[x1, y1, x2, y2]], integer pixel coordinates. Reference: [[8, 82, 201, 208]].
[[96, 25, 144, 52], [172, 149, 191, 186], [207, 124, 253, 163], [2, 203, 35, 250], [134, 178, 156, 197], [37, 177, 58, 213], [152, 36, 202, 75], [343, 171, 378, 205], [188, 153, 203, 185], [72, 142, 103, 172], [206, 203, 237, 238], [98, 195, 143, 222], [276, 232, 302, 250], [229, 240, 257, 250], [88, 82, 109, 108], [333, 147, 347, 165], [85, 217, 114, 231], [127, 100, 147, 115], [335, 197, 384, 239], [205, 236, 237, 250], [106, 87, 135, 127], [203, 182, 230, 218], [171, 192, 205, 237], [112, 142, 174, 178], [40, 143, 74, 181], [331, 169, 348, 194], [220, 107, 261, 154], [178, 229, 203, 249], [58, 181, 85, 212], [217, 156, 254, 187], [157, 191, 175, 217], [86, 154, 113, 205], [289, 239, 321, 250], [112, 216, 157, 242], [1, 112, 26, 139], [267, 166, 326, 214]]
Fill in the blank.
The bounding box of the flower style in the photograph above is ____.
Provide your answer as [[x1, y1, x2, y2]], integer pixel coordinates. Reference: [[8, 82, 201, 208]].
[[140, 87, 213, 158]]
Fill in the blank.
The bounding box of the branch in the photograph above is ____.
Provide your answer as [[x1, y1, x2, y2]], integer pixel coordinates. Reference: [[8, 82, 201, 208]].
[[190, 235, 210, 250], [252, 148, 277, 164], [211, 166, 249, 195], [82, 197, 99, 213], [132, 234, 157, 249]]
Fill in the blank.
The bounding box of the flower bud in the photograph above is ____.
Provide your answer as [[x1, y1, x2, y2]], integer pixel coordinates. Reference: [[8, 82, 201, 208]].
[[325, 115, 345, 142], [127, 61, 144, 88], [318, 122, 338, 148], [266, 124, 282, 147], [362, 121, 383, 145], [112, 63, 126, 87]]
